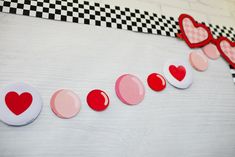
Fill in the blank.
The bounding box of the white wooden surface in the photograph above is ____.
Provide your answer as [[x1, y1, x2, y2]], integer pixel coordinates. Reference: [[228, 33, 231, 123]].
[[0, 0, 235, 156]]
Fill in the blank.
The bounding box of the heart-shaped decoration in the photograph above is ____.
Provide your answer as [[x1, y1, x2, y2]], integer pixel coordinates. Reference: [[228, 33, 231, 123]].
[[216, 37, 235, 68], [5, 91, 33, 115], [169, 65, 186, 81], [178, 14, 213, 48], [164, 60, 193, 89]]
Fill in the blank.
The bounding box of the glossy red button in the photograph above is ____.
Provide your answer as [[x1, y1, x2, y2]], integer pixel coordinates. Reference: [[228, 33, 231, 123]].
[[147, 73, 166, 91], [87, 89, 109, 111]]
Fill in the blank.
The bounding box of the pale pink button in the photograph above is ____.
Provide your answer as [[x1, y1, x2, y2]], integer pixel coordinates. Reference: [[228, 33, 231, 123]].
[[202, 43, 220, 60], [50, 89, 81, 119], [115, 74, 145, 105], [189, 51, 208, 72]]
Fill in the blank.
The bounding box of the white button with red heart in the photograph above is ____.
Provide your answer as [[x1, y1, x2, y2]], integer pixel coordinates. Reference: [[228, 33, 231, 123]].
[[0, 83, 43, 126], [164, 60, 193, 89]]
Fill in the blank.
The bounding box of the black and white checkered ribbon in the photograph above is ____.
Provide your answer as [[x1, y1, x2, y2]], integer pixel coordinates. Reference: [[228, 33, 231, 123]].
[[1, 0, 235, 83]]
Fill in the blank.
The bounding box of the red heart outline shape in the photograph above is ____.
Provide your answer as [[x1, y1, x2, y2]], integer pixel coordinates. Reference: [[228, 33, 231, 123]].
[[178, 14, 213, 48], [169, 65, 186, 81], [215, 36, 235, 68], [5, 91, 33, 115]]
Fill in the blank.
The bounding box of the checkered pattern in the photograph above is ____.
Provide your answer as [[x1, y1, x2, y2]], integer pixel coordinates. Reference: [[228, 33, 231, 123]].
[[230, 65, 235, 83], [206, 23, 235, 42], [1, 0, 234, 40], [0, 0, 180, 36], [0, 0, 235, 84], [183, 18, 208, 43], [220, 41, 235, 62]]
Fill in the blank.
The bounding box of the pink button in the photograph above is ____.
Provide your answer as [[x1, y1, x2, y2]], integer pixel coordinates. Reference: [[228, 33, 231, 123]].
[[50, 89, 81, 119], [115, 74, 145, 105], [202, 43, 220, 60], [189, 51, 208, 72]]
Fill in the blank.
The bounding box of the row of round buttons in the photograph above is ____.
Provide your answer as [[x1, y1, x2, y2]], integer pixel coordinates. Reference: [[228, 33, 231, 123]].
[[0, 42, 220, 126]]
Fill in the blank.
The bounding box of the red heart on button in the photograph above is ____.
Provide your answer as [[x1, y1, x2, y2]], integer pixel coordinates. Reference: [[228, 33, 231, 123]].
[[5, 92, 33, 115], [169, 65, 186, 81]]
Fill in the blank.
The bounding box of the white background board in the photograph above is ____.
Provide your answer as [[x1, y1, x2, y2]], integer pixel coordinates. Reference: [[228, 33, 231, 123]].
[[0, 10, 235, 157]]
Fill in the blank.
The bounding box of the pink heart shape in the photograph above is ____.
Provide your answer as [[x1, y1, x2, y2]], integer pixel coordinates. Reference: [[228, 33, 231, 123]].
[[220, 40, 235, 63], [183, 18, 209, 44], [178, 14, 213, 48], [216, 37, 235, 68]]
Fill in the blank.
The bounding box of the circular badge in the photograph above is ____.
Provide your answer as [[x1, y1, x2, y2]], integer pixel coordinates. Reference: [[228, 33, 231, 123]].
[[115, 74, 145, 105], [202, 43, 220, 60], [0, 83, 43, 126], [163, 60, 193, 89], [147, 73, 166, 91], [50, 89, 81, 119], [189, 51, 208, 72], [87, 89, 109, 111]]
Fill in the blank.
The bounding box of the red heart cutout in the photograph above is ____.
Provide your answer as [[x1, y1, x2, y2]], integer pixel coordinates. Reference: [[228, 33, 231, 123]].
[[5, 92, 33, 115], [169, 65, 186, 81], [216, 37, 235, 68], [178, 14, 213, 48]]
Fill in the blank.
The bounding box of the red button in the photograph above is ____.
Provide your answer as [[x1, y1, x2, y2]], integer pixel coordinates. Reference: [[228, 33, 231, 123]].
[[87, 89, 109, 111], [147, 73, 166, 91]]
